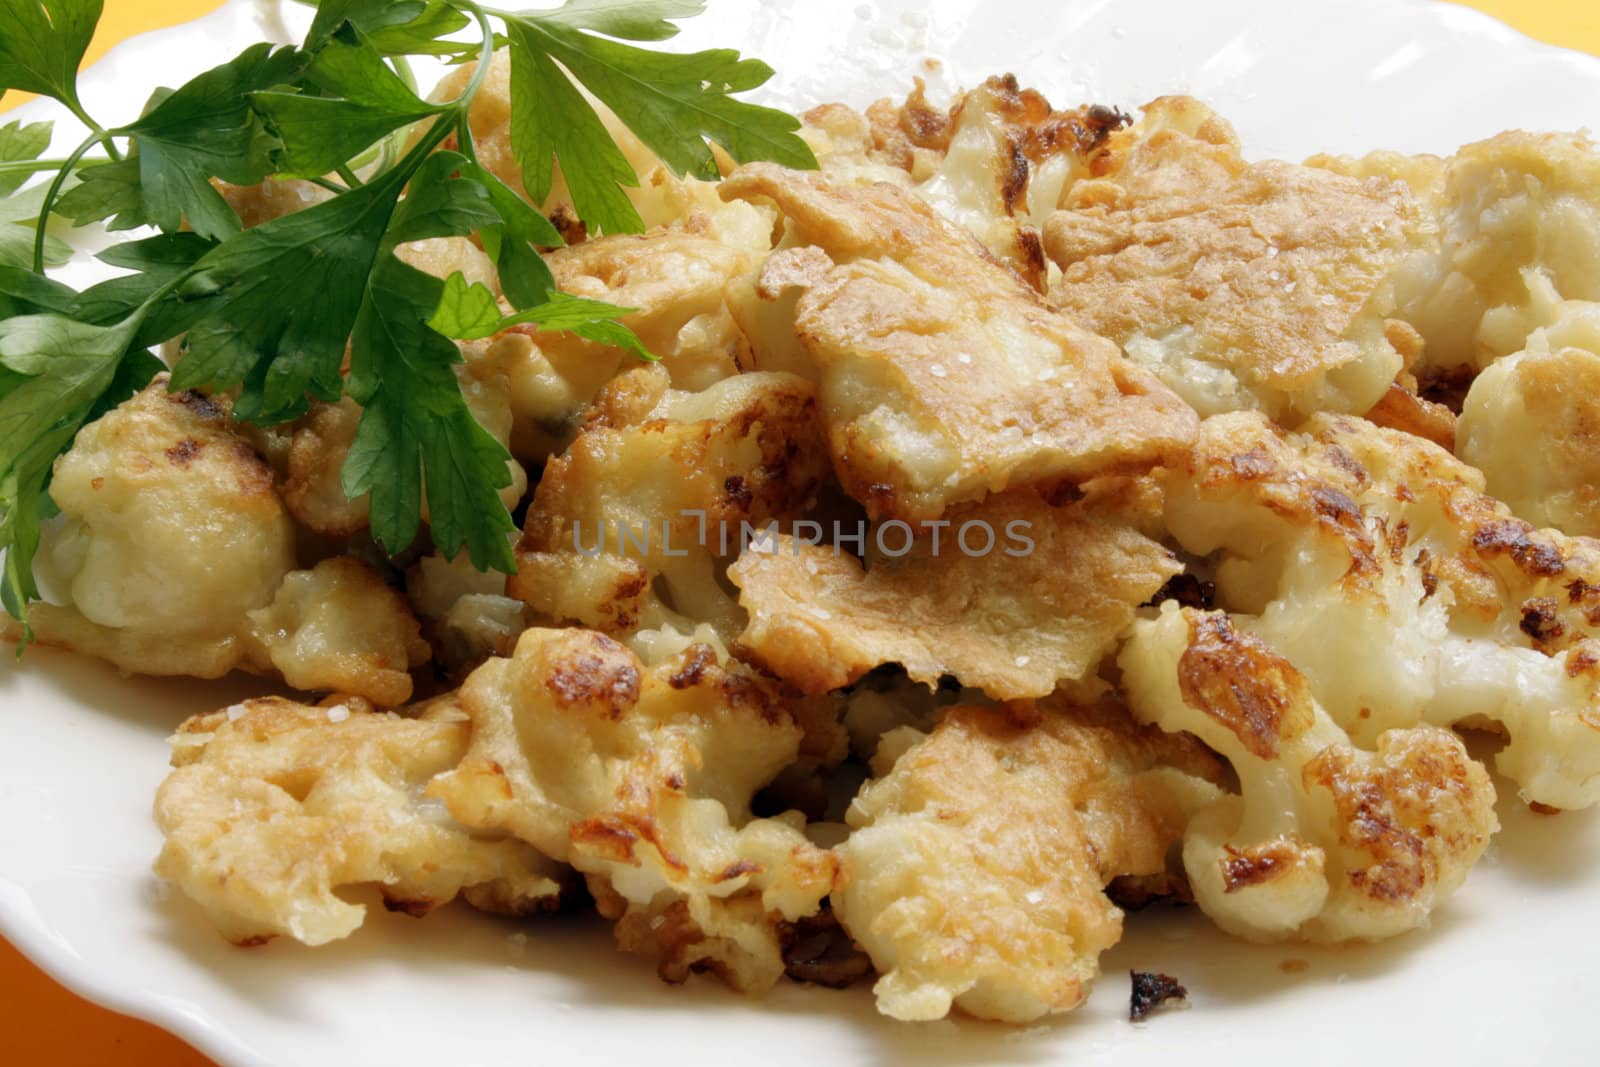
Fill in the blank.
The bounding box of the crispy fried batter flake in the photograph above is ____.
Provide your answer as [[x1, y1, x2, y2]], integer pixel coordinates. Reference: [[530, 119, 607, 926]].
[[1043, 97, 1425, 422], [834, 702, 1223, 1022], [719, 163, 1196, 521], [801, 77, 1127, 289], [728, 490, 1178, 699], [1120, 605, 1497, 943], [155, 696, 565, 947], [508, 365, 828, 642], [1164, 409, 1600, 809], [428, 628, 837, 993]]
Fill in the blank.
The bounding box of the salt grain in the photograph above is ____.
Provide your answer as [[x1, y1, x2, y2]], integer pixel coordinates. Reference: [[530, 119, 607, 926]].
[[929, 364, 948, 378], [1014, 655, 1031, 667], [326, 704, 351, 724], [225, 704, 248, 722]]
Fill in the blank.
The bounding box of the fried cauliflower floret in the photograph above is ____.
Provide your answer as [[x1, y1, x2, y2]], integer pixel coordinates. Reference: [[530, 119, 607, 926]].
[[1162, 410, 1600, 809], [394, 235, 500, 292], [247, 557, 430, 707], [720, 163, 1196, 521], [509, 365, 828, 642], [728, 490, 1177, 699], [835, 702, 1223, 1022], [473, 228, 758, 462], [1389, 131, 1600, 377], [155, 695, 565, 947], [1120, 605, 1497, 943], [278, 397, 369, 537], [47, 380, 293, 633], [14, 380, 294, 675], [427, 628, 837, 992], [214, 177, 333, 227], [805, 78, 1129, 290], [5, 380, 433, 702], [1457, 300, 1600, 536], [1043, 96, 1426, 421]]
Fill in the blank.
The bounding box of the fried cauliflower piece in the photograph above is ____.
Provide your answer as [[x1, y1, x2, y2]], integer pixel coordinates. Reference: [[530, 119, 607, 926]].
[[1043, 96, 1426, 421], [805, 77, 1129, 289], [1457, 300, 1600, 536], [728, 490, 1177, 699], [14, 380, 294, 675], [720, 163, 1196, 521], [1120, 605, 1497, 943], [215, 177, 333, 227], [473, 228, 759, 462], [155, 695, 565, 947], [428, 628, 837, 992], [509, 365, 828, 642], [247, 557, 431, 708], [1162, 410, 1600, 809], [6, 380, 431, 702], [1388, 131, 1600, 377], [834, 701, 1223, 1022]]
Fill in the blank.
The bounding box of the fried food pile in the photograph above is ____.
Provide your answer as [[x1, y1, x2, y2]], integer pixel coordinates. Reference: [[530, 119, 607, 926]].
[[15, 60, 1600, 1025]]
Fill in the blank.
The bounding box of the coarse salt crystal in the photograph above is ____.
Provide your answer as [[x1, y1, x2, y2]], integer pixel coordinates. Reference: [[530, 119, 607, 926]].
[[956, 352, 973, 364], [1014, 655, 1031, 667], [326, 704, 351, 724], [929, 364, 948, 378], [225, 704, 248, 722], [1024, 889, 1045, 905]]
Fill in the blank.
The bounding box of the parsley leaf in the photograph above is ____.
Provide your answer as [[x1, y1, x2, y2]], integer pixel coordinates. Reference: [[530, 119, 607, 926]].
[[428, 270, 649, 360], [536, 0, 702, 42], [344, 154, 518, 569], [253, 36, 446, 179], [165, 164, 412, 421], [0, 0, 100, 109], [51, 156, 143, 230], [0, 265, 76, 318], [462, 160, 560, 309], [426, 270, 503, 339], [502, 1, 816, 234], [0, 119, 54, 196], [308, 0, 472, 57], [0, 121, 71, 269], [113, 43, 305, 239]]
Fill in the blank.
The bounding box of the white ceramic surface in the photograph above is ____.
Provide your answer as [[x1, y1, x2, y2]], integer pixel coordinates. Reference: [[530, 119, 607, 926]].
[[5, 1, 1600, 1064]]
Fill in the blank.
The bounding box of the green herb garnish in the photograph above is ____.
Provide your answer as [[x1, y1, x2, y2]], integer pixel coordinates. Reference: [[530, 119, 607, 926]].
[[0, 0, 815, 641]]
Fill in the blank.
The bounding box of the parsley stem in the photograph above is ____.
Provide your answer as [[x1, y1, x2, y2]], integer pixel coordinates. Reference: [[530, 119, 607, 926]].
[[0, 157, 101, 178], [454, 2, 499, 109], [62, 98, 124, 163], [335, 163, 364, 188], [308, 176, 349, 194], [32, 131, 103, 274]]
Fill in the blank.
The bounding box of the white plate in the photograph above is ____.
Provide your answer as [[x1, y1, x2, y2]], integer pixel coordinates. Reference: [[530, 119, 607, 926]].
[[6, 1, 1600, 1064]]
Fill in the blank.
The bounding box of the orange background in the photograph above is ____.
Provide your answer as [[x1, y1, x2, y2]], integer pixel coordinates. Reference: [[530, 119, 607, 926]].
[[3, 0, 1600, 1063]]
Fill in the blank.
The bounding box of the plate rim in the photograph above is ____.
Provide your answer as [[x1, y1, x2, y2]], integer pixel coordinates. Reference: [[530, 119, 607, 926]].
[[7, 0, 1600, 1063]]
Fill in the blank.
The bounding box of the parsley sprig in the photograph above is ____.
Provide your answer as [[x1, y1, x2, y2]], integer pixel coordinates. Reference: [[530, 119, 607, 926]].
[[0, 0, 814, 642]]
